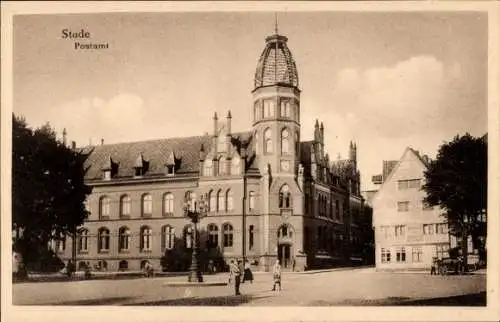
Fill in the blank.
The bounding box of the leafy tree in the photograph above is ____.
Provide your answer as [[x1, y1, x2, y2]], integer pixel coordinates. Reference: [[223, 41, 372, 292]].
[[12, 114, 92, 274], [422, 133, 487, 269]]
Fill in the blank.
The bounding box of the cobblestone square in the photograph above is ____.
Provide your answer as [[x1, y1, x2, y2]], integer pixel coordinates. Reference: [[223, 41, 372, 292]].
[[13, 268, 486, 306]]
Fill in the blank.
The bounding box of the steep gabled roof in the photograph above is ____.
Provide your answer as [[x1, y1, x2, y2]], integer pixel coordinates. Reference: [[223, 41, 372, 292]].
[[80, 131, 255, 180]]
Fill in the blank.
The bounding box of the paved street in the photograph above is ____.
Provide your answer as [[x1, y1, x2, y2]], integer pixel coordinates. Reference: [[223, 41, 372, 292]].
[[13, 268, 486, 306]]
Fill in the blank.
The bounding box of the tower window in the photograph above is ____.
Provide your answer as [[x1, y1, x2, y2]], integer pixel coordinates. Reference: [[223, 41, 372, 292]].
[[264, 128, 273, 154], [281, 100, 291, 117], [263, 99, 275, 117], [279, 184, 291, 208], [281, 128, 290, 154]]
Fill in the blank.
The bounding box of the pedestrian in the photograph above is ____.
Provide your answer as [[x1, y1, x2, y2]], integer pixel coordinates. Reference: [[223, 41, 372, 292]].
[[272, 259, 281, 292], [229, 260, 242, 295], [66, 260, 75, 279], [243, 260, 254, 284], [292, 257, 296, 272], [238, 260, 245, 283]]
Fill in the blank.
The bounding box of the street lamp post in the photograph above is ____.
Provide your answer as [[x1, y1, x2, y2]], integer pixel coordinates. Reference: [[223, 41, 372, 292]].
[[241, 144, 247, 264], [183, 193, 209, 283]]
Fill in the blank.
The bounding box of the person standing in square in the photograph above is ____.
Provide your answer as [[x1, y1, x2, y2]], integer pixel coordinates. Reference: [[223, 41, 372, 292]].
[[230, 260, 241, 295]]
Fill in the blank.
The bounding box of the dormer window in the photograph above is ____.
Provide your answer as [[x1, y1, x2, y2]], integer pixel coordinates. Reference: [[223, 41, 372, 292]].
[[101, 156, 117, 180], [134, 154, 148, 177], [165, 151, 176, 176]]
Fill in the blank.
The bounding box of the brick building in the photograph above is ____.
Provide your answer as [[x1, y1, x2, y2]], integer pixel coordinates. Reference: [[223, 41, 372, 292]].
[[54, 30, 371, 272]]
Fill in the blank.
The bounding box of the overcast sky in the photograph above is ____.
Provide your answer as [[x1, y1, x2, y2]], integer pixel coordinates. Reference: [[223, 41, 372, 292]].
[[13, 11, 487, 191]]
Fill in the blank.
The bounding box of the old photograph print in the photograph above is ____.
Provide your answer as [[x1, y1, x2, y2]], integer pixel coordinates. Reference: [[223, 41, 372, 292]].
[[5, 4, 495, 320]]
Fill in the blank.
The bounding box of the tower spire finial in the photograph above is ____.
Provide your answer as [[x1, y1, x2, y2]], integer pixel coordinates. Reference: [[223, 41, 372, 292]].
[[275, 12, 278, 35]]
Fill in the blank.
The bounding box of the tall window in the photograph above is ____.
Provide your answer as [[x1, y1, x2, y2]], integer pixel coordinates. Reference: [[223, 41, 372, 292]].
[[218, 156, 226, 175], [423, 224, 434, 235], [281, 128, 290, 154], [203, 158, 213, 176], [223, 223, 233, 247], [163, 193, 174, 215], [412, 247, 423, 262], [231, 157, 240, 175], [119, 227, 130, 252], [140, 226, 152, 251], [281, 100, 291, 117], [185, 191, 196, 211], [263, 99, 275, 117], [184, 225, 193, 248], [120, 195, 131, 217], [55, 237, 66, 252], [162, 225, 175, 250], [394, 225, 405, 238], [381, 248, 391, 263], [249, 191, 255, 211], [249, 225, 254, 250], [279, 184, 291, 208], [98, 228, 110, 252], [209, 190, 216, 212], [226, 190, 233, 211], [397, 201, 410, 212], [396, 247, 406, 262], [78, 229, 89, 253], [217, 189, 225, 212], [99, 196, 110, 218], [264, 128, 273, 153], [142, 194, 152, 216], [207, 224, 219, 248], [436, 223, 448, 234]]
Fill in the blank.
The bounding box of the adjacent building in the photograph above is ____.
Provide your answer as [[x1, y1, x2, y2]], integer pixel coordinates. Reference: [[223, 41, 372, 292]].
[[53, 30, 372, 272], [372, 147, 450, 270]]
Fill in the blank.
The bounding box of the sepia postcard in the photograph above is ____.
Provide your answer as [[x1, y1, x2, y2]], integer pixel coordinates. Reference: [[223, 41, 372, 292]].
[[1, 1, 499, 322]]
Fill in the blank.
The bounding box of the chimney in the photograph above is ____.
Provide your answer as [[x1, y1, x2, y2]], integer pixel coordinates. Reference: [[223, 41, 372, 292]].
[[101, 138, 104, 146], [71, 141, 76, 150], [226, 111, 232, 156]]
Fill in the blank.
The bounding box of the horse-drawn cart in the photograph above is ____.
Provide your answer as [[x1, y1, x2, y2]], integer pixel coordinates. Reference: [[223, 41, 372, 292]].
[[431, 257, 465, 275]]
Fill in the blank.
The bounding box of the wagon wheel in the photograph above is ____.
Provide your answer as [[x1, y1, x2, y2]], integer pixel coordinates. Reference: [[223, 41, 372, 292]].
[[439, 266, 447, 276]]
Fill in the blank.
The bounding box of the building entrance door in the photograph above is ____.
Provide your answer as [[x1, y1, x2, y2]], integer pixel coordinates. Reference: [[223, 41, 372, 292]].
[[278, 244, 291, 269]]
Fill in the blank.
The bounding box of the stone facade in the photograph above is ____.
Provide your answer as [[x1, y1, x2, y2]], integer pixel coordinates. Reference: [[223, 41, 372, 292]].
[[54, 31, 371, 272]]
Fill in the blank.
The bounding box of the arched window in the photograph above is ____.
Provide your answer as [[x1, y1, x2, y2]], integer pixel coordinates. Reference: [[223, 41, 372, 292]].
[[162, 225, 175, 251], [279, 184, 291, 208], [98, 227, 110, 252], [223, 223, 234, 247], [207, 224, 219, 248], [249, 191, 256, 211], [163, 193, 174, 215], [120, 195, 131, 217], [218, 156, 225, 176], [78, 229, 89, 253], [217, 189, 225, 212], [118, 227, 130, 252], [281, 128, 290, 154], [226, 190, 233, 211], [208, 190, 216, 212], [99, 196, 110, 218], [142, 194, 152, 216], [230, 157, 240, 175], [203, 158, 213, 176], [184, 225, 193, 249], [140, 226, 152, 251], [264, 128, 273, 153]]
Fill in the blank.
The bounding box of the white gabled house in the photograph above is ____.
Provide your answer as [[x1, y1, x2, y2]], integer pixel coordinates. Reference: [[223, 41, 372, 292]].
[[372, 147, 450, 270]]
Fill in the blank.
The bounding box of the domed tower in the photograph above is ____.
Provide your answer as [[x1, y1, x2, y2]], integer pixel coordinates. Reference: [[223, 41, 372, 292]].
[[252, 29, 301, 176]]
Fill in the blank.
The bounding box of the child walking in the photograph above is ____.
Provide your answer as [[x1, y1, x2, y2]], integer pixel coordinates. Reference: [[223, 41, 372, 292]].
[[272, 259, 281, 291]]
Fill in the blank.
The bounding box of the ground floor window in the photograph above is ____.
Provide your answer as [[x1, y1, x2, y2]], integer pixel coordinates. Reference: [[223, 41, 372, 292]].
[[435, 244, 449, 259], [396, 247, 406, 262], [381, 248, 391, 263], [412, 247, 423, 263], [119, 260, 128, 271]]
